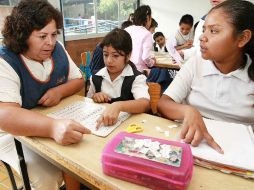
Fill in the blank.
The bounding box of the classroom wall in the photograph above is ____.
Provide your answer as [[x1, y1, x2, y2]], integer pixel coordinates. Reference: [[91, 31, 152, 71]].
[[65, 37, 103, 66], [48, 0, 64, 44], [141, 0, 210, 39], [141, 0, 254, 39]]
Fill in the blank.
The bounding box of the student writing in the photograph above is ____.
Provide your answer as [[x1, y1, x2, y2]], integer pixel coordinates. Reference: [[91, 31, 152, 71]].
[[174, 14, 194, 51]]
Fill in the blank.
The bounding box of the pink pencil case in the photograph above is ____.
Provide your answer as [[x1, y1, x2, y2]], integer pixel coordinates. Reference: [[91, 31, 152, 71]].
[[102, 132, 193, 190]]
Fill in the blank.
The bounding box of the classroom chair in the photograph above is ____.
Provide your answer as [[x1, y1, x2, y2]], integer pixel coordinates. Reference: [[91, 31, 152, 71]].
[[1, 160, 23, 190], [147, 82, 161, 115], [80, 51, 93, 96]]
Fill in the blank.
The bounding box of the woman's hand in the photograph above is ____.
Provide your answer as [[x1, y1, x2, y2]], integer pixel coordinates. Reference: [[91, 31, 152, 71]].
[[39, 87, 62, 107], [92, 92, 111, 103], [50, 119, 90, 145], [95, 102, 121, 129], [181, 106, 224, 154]]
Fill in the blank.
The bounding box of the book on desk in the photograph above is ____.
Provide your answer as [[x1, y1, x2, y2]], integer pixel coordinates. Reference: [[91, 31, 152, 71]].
[[47, 98, 130, 137], [191, 118, 254, 178]]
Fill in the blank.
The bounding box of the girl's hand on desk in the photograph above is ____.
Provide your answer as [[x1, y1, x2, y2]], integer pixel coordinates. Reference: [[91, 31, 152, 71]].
[[39, 87, 62, 107], [50, 119, 91, 145], [92, 92, 111, 103], [96, 102, 121, 129], [182, 106, 224, 154]]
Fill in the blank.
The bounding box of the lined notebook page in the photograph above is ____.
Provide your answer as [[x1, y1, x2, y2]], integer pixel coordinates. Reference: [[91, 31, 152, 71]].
[[47, 100, 130, 137], [191, 118, 254, 171]]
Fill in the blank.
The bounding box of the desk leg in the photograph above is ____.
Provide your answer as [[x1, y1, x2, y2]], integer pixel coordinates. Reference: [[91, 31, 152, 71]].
[[14, 139, 31, 190]]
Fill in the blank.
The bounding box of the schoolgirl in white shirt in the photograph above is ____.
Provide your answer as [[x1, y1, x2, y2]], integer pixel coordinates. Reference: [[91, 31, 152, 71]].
[[87, 28, 150, 128], [158, 0, 254, 154]]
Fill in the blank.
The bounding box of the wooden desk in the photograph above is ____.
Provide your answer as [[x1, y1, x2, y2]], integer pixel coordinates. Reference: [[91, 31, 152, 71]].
[[154, 52, 181, 70], [16, 95, 254, 190]]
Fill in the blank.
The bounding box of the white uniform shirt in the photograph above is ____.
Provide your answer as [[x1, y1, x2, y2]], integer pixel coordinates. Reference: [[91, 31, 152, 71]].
[[154, 44, 167, 53], [87, 64, 150, 100], [0, 41, 82, 105], [164, 54, 254, 125], [175, 29, 194, 46]]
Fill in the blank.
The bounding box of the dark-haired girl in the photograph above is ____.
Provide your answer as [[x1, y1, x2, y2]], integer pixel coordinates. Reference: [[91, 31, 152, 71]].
[[87, 28, 150, 128], [158, 0, 254, 153], [125, 5, 155, 72]]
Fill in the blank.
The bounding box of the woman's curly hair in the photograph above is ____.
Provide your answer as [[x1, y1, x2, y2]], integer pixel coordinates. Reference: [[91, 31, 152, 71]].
[[1, 0, 63, 54]]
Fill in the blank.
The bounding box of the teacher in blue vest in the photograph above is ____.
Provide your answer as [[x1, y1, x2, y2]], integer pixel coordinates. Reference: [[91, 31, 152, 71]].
[[0, 0, 90, 190]]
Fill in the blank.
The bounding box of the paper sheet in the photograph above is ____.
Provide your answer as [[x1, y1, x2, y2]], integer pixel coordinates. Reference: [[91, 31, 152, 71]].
[[47, 100, 130, 137], [191, 118, 254, 171]]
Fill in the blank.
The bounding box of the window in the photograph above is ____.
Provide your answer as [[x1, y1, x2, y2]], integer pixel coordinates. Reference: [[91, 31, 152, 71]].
[[0, 0, 19, 41], [62, 0, 96, 37], [61, 0, 137, 40], [0, 0, 137, 41], [0, 0, 19, 6]]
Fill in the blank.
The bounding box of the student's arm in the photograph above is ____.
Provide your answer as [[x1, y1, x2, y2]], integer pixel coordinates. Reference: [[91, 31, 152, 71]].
[[0, 102, 90, 145], [175, 40, 193, 51], [96, 98, 150, 128], [96, 74, 150, 128], [157, 57, 223, 153], [158, 95, 223, 154], [175, 44, 187, 51]]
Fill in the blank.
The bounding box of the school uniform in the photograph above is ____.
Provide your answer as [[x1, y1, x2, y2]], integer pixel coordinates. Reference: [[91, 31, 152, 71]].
[[174, 29, 194, 47], [148, 42, 177, 92], [153, 43, 168, 53], [0, 41, 82, 190], [125, 25, 155, 72], [87, 64, 150, 101], [164, 54, 254, 125]]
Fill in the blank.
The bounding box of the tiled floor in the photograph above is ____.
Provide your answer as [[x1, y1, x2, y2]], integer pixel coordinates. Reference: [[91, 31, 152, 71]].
[[0, 161, 22, 190]]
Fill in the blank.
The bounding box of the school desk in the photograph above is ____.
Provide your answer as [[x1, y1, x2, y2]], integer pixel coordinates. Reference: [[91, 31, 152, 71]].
[[153, 52, 181, 70], [15, 95, 254, 190]]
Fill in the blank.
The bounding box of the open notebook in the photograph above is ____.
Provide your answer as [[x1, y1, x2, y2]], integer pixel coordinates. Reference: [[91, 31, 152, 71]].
[[191, 118, 254, 178], [47, 99, 130, 137]]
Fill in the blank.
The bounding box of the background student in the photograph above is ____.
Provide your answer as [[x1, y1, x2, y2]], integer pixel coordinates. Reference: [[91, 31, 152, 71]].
[[153, 32, 168, 52], [121, 20, 133, 29], [89, 44, 104, 74], [149, 18, 158, 34], [125, 5, 155, 72], [158, 0, 254, 153], [90, 14, 155, 77], [87, 28, 150, 128], [147, 31, 176, 93], [174, 14, 194, 51], [0, 0, 90, 189], [180, 0, 227, 60], [128, 13, 134, 23]]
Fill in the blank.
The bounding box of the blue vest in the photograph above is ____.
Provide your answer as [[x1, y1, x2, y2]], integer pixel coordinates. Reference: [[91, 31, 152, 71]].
[[0, 42, 69, 109], [92, 63, 142, 103]]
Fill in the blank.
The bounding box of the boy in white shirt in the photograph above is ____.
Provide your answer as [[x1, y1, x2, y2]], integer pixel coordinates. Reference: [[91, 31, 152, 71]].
[[174, 14, 194, 51]]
